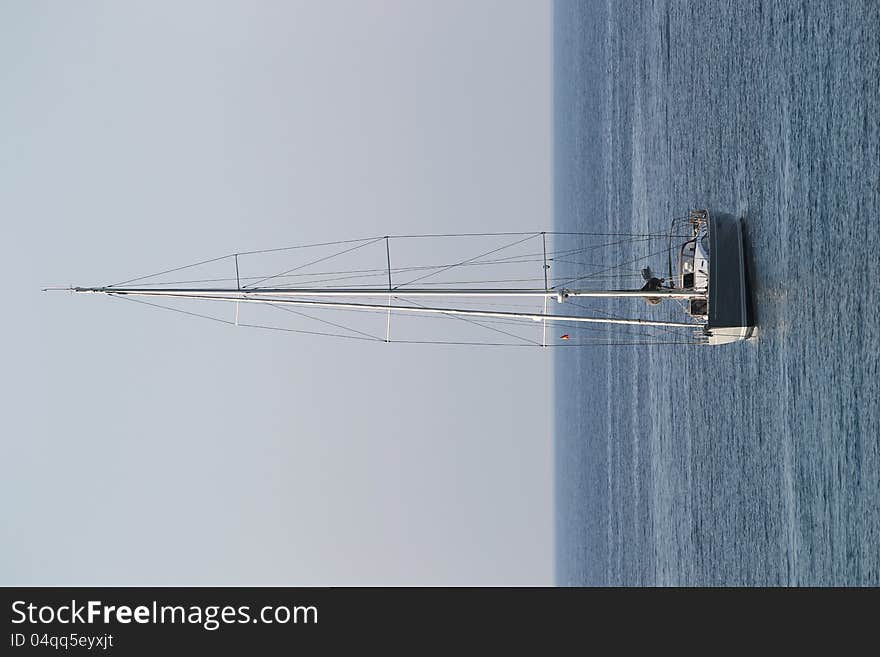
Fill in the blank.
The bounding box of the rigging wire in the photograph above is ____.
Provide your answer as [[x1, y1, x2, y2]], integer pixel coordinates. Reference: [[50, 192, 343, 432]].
[[105, 231, 691, 290], [100, 270, 648, 289], [106, 293, 702, 347], [267, 303, 385, 342], [554, 244, 681, 288], [389, 339, 703, 347], [392, 233, 539, 289], [106, 237, 389, 288], [245, 236, 386, 288], [107, 254, 235, 288], [394, 297, 541, 346], [104, 242, 649, 289], [564, 299, 701, 339], [108, 294, 380, 342], [387, 231, 691, 238]]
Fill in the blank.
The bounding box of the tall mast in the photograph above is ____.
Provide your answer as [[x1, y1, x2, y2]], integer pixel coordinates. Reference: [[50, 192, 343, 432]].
[[70, 286, 703, 329], [71, 286, 703, 299]]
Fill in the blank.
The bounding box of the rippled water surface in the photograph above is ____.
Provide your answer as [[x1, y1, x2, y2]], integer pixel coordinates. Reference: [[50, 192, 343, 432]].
[[554, 0, 880, 585]]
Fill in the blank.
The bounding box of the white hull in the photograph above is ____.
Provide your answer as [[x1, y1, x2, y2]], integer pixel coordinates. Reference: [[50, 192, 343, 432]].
[[706, 324, 754, 345]]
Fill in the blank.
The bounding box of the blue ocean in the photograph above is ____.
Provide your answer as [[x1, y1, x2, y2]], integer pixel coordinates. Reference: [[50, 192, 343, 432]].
[[554, 0, 880, 585]]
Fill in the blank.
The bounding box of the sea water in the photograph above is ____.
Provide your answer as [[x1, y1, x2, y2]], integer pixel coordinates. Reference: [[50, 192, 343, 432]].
[[554, 0, 880, 585]]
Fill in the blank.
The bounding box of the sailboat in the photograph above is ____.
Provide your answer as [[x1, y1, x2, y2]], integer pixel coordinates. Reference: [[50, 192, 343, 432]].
[[54, 210, 752, 347]]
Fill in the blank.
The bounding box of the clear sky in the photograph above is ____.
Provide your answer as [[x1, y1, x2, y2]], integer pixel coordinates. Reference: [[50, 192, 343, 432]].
[[1, 0, 552, 585]]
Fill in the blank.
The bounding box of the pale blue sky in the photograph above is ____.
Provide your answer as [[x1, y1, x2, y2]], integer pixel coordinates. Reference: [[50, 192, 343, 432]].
[[1, 0, 552, 585]]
